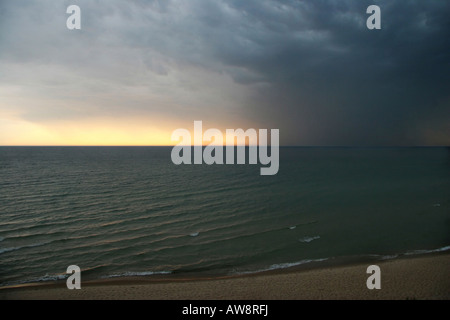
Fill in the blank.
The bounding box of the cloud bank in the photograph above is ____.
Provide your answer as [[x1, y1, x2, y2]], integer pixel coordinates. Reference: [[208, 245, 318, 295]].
[[0, 0, 449, 145]]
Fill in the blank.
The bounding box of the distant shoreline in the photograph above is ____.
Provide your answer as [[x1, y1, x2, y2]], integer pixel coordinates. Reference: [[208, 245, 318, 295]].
[[1, 252, 449, 300]]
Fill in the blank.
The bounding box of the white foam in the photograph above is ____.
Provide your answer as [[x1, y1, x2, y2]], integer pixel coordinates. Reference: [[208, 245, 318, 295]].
[[404, 245, 450, 256], [289, 226, 296, 230], [299, 235, 320, 243], [190, 232, 199, 237], [379, 254, 399, 260], [0, 241, 50, 255], [103, 271, 172, 278], [269, 258, 328, 270], [9, 273, 68, 286], [236, 258, 328, 275], [36, 274, 68, 282]]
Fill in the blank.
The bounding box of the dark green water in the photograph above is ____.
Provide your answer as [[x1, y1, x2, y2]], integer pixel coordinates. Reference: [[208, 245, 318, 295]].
[[0, 147, 449, 287]]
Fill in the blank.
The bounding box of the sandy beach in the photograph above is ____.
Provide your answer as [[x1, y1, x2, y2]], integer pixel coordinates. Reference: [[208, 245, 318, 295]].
[[1, 253, 449, 300]]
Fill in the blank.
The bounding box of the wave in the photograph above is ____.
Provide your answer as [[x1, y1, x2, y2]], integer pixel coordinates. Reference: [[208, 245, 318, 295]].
[[235, 244, 450, 277], [32, 273, 68, 282], [268, 258, 329, 270], [102, 270, 172, 278], [367, 245, 450, 261], [379, 254, 399, 260], [235, 244, 450, 278], [1, 273, 69, 287], [0, 265, 111, 288], [1, 231, 66, 242], [287, 221, 318, 230], [298, 235, 320, 243], [0, 241, 51, 255], [235, 258, 328, 275], [404, 245, 450, 256]]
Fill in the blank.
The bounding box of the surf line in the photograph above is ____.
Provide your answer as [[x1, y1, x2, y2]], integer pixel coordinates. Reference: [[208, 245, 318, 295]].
[[171, 121, 279, 175]]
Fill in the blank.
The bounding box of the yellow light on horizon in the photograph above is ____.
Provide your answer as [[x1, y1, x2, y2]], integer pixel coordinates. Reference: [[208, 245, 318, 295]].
[[0, 116, 268, 147], [0, 118, 175, 146]]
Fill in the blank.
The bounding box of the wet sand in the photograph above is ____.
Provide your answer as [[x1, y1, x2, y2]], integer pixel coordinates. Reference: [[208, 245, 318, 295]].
[[1, 253, 449, 300]]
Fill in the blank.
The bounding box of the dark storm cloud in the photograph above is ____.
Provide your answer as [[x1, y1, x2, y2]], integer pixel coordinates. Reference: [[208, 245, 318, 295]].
[[209, 0, 450, 145], [0, 0, 449, 145]]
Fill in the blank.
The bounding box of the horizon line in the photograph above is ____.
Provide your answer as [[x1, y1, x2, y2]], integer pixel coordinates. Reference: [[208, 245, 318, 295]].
[[0, 145, 448, 148]]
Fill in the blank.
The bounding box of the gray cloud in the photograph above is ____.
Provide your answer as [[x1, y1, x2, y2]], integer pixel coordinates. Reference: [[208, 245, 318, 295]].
[[0, 0, 449, 145]]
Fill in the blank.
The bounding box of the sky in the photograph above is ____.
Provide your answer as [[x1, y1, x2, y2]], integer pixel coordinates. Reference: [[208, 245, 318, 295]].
[[0, 0, 449, 146]]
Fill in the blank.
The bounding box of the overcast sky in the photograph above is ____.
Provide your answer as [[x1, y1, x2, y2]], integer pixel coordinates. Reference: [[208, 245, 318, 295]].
[[0, 0, 449, 145]]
